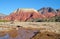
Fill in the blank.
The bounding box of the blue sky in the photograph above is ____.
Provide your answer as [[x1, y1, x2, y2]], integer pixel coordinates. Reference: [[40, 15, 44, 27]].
[[0, 0, 60, 15]]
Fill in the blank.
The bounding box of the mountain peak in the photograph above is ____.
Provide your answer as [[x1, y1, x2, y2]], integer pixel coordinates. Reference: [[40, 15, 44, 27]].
[[4, 7, 60, 21], [14, 8, 38, 13], [38, 7, 56, 14], [4, 8, 44, 21]]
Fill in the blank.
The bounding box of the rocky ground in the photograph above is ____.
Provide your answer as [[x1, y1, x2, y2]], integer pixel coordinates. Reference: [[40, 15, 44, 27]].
[[0, 22, 60, 39]]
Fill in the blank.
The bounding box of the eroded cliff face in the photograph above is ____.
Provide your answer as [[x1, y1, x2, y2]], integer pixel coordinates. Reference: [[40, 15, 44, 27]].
[[57, 10, 60, 16], [4, 8, 45, 21], [38, 7, 56, 18], [4, 8, 60, 21]]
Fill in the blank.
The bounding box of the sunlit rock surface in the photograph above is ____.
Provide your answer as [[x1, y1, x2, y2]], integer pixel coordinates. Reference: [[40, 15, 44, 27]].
[[4, 8, 45, 21]]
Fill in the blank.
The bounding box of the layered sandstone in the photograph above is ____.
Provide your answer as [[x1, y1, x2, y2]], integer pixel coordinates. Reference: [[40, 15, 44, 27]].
[[4, 8, 60, 21], [4, 8, 45, 21]]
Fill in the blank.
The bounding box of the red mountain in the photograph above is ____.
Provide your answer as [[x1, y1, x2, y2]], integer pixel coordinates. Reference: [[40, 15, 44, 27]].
[[56, 9, 60, 16], [38, 7, 56, 18], [4, 7, 60, 21], [4, 8, 45, 21]]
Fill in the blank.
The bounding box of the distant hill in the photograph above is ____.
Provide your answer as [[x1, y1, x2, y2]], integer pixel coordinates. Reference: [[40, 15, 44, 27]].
[[0, 13, 7, 19], [0, 13, 6, 16]]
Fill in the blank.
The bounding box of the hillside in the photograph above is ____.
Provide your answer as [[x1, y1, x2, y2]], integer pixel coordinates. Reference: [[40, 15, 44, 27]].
[[4, 7, 60, 22], [4, 8, 45, 21]]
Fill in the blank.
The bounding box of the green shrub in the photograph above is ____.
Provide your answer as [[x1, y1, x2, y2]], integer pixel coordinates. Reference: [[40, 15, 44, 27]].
[[0, 20, 9, 22], [27, 18, 44, 22], [48, 16, 60, 22]]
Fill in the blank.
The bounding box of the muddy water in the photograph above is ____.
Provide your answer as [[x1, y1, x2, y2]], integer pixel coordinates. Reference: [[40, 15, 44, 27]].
[[0, 34, 9, 39], [0, 27, 39, 39], [32, 31, 60, 39], [0, 27, 60, 39]]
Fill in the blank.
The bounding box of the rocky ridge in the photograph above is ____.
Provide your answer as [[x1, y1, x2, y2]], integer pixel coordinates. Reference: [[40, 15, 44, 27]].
[[4, 7, 60, 21]]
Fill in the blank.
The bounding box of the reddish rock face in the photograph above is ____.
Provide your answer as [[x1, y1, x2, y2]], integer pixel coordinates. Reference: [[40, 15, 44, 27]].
[[57, 11, 60, 16], [43, 12, 56, 18], [4, 8, 60, 21], [38, 7, 56, 18], [4, 8, 45, 21]]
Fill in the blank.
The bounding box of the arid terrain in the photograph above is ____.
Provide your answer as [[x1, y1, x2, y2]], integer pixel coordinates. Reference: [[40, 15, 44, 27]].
[[0, 22, 60, 39], [0, 0, 60, 39], [3, 7, 60, 22]]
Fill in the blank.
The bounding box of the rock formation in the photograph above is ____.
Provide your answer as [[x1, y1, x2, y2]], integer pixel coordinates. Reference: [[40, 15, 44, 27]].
[[38, 7, 56, 18], [4, 8, 45, 21], [4, 7, 60, 21]]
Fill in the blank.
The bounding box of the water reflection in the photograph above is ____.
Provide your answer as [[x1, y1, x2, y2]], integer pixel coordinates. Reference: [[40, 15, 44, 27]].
[[0, 34, 9, 39], [0, 27, 38, 39]]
